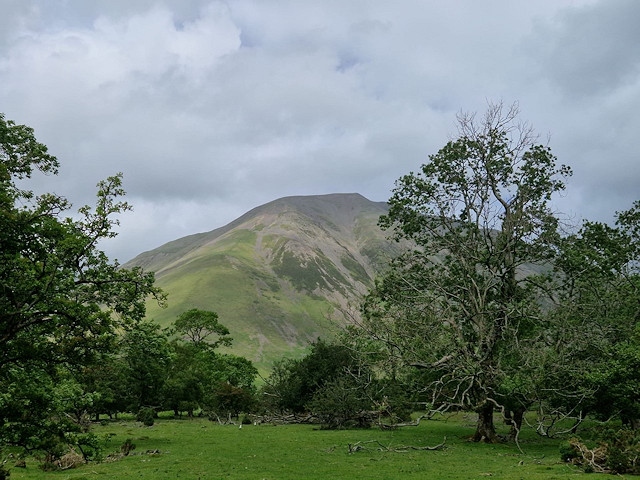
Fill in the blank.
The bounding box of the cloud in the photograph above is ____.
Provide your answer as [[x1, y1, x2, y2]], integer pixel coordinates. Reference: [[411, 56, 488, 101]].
[[515, 0, 640, 222], [1, 0, 637, 261], [529, 0, 640, 99]]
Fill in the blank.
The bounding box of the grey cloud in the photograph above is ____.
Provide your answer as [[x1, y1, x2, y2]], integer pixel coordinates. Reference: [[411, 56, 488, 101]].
[[529, 0, 640, 98], [1, 0, 636, 262]]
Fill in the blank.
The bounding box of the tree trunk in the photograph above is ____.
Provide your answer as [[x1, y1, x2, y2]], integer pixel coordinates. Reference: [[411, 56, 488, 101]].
[[505, 407, 525, 441], [472, 403, 498, 443]]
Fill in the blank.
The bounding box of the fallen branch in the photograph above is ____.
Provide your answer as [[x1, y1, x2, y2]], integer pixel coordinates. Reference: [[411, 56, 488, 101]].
[[348, 437, 446, 454], [568, 438, 608, 474], [252, 413, 318, 425], [378, 414, 428, 430]]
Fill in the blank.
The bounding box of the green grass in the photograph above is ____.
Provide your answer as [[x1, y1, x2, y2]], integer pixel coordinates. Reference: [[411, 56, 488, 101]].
[[7, 414, 609, 480]]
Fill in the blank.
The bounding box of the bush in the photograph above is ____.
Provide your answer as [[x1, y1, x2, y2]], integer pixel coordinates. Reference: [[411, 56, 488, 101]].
[[561, 428, 640, 474], [120, 438, 136, 456], [306, 377, 372, 429], [38, 436, 67, 471], [261, 340, 369, 414], [136, 407, 156, 426], [558, 440, 580, 463], [604, 427, 640, 474], [204, 382, 255, 418]]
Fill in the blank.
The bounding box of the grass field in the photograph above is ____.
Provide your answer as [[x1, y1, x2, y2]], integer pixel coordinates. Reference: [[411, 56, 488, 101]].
[[7, 414, 610, 480]]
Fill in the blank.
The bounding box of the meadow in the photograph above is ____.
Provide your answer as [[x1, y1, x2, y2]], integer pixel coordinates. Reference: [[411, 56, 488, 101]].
[[7, 413, 612, 480]]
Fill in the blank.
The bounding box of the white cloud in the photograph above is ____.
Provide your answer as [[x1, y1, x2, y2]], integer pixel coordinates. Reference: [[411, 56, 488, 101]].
[[1, 0, 637, 261]]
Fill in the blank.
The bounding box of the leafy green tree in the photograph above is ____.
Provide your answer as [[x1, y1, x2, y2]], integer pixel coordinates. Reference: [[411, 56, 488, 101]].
[[77, 353, 131, 420], [540, 202, 640, 431], [173, 309, 232, 349], [162, 342, 204, 417], [200, 353, 258, 418], [204, 353, 258, 390], [120, 321, 172, 412], [163, 311, 257, 417], [306, 376, 373, 429], [262, 339, 364, 414], [589, 337, 640, 429], [359, 102, 571, 442], [0, 113, 164, 453], [206, 382, 255, 419]]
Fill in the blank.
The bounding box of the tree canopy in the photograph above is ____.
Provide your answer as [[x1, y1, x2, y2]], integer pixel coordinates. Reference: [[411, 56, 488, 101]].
[[172, 308, 232, 349], [356, 102, 572, 442], [0, 113, 165, 453]]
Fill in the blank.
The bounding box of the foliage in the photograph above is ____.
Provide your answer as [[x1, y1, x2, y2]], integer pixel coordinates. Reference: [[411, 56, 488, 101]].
[[163, 311, 258, 417], [199, 353, 258, 418], [0, 113, 164, 454], [202, 353, 258, 391], [537, 202, 640, 432], [205, 382, 255, 419], [119, 321, 172, 412], [172, 309, 232, 348], [120, 438, 135, 456], [136, 407, 156, 427], [161, 343, 203, 416], [75, 353, 130, 419], [355, 102, 571, 442], [260, 339, 386, 428], [306, 376, 372, 429], [563, 427, 640, 474], [261, 339, 362, 414]]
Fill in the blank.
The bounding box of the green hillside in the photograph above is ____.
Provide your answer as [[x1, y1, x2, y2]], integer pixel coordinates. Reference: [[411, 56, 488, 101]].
[[124, 193, 397, 372]]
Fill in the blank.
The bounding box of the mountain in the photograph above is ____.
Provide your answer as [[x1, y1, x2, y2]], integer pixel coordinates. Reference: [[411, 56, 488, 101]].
[[124, 193, 399, 372]]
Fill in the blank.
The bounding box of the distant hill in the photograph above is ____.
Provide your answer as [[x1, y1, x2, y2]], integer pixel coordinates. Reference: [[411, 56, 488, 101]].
[[124, 193, 400, 372]]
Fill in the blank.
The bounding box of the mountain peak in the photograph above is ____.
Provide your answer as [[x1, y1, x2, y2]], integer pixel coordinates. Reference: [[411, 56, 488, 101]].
[[126, 193, 396, 371]]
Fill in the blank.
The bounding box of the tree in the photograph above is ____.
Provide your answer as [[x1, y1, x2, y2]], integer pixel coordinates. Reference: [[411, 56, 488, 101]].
[[200, 353, 258, 418], [120, 321, 172, 412], [262, 339, 365, 415], [359, 102, 571, 442], [305, 375, 372, 429], [162, 342, 204, 417], [173, 309, 232, 349], [540, 202, 640, 431], [163, 311, 257, 418], [76, 353, 130, 420], [0, 113, 164, 453]]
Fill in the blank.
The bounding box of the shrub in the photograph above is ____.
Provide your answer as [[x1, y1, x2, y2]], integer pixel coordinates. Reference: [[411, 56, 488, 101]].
[[561, 428, 640, 474], [604, 427, 640, 474], [120, 438, 136, 456], [558, 440, 580, 463], [38, 436, 67, 471], [307, 377, 372, 429], [136, 407, 156, 426], [261, 340, 366, 414]]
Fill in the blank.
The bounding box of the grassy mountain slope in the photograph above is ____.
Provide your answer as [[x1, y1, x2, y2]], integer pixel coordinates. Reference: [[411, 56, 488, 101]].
[[124, 193, 397, 372]]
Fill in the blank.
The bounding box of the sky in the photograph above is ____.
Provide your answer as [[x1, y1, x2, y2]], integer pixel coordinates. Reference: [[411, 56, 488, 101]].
[[1, 0, 639, 262]]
